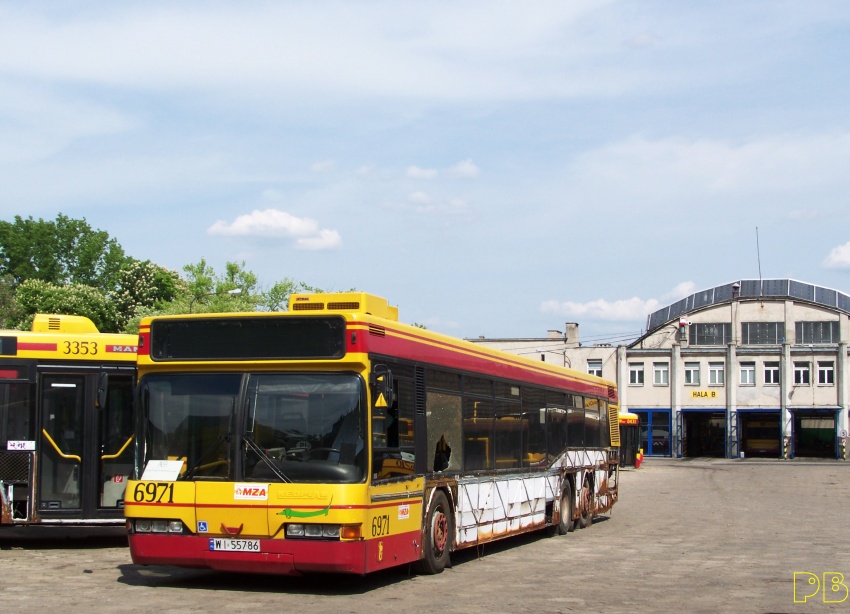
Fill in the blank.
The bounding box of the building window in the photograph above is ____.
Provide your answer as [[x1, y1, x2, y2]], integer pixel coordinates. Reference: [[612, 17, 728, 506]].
[[741, 322, 784, 345], [793, 362, 810, 385], [653, 362, 669, 386], [764, 361, 780, 385], [709, 362, 725, 385], [740, 362, 755, 385], [629, 363, 644, 385], [587, 359, 602, 377], [796, 321, 840, 344], [684, 362, 700, 385], [818, 361, 835, 385], [689, 323, 731, 346]]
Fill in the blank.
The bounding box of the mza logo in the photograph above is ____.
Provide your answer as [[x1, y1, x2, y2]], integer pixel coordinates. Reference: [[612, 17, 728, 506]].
[[234, 483, 269, 501]]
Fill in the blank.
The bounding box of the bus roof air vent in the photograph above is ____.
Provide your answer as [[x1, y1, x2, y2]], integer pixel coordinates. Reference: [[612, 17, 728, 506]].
[[291, 302, 325, 311], [287, 292, 399, 322], [31, 314, 100, 334]]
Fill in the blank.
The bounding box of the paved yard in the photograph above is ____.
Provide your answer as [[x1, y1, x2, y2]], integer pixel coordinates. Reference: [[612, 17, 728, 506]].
[[1, 458, 848, 613]]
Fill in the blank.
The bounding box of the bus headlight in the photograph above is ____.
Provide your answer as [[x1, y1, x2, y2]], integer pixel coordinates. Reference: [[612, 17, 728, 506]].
[[286, 523, 305, 537], [285, 523, 357, 540], [133, 519, 183, 534]]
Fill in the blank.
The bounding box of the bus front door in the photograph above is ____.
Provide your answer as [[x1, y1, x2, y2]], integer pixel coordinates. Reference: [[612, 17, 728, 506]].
[[37, 372, 134, 522]]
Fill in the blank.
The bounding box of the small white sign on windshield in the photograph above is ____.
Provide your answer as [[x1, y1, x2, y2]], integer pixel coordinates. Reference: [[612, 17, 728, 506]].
[[141, 459, 185, 481], [7, 440, 36, 451]]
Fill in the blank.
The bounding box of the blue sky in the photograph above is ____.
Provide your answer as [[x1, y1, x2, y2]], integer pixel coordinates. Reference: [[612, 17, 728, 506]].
[[2, 1, 850, 343]]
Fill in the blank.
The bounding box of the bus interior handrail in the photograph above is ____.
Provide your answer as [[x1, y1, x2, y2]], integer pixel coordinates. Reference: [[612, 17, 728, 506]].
[[102, 435, 135, 460], [41, 428, 82, 462]]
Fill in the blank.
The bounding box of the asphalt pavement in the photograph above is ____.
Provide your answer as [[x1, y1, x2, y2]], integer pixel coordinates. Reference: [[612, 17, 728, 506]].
[[1, 458, 848, 613]]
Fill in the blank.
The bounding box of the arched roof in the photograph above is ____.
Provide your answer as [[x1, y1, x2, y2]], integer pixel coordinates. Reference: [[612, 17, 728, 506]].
[[645, 279, 850, 334]]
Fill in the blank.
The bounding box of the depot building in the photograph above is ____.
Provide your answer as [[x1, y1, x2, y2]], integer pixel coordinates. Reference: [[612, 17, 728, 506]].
[[468, 278, 849, 460]]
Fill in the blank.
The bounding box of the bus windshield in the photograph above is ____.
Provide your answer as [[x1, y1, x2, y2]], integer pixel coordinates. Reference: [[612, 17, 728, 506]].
[[139, 372, 366, 484]]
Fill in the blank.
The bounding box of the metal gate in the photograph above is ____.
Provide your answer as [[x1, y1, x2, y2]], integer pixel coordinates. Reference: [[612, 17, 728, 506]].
[[727, 409, 739, 459]]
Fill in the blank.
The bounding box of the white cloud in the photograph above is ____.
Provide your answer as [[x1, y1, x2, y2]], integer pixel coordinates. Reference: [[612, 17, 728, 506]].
[[823, 241, 850, 270], [571, 133, 850, 198], [208, 209, 317, 237], [0, 81, 133, 164], [0, 2, 640, 102], [787, 208, 820, 220], [540, 281, 697, 322], [541, 296, 660, 322], [309, 159, 336, 173], [406, 165, 438, 179], [207, 208, 341, 250], [448, 159, 480, 178], [294, 229, 342, 250], [395, 195, 469, 215], [662, 281, 696, 302], [408, 191, 432, 204]]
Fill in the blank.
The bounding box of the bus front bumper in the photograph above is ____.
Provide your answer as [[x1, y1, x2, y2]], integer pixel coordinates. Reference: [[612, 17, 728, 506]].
[[128, 533, 369, 576]]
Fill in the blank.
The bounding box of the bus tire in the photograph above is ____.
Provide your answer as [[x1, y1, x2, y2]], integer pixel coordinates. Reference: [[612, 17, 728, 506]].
[[416, 490, 452, 574], [557, 482, 574, 535], [578, 476, 593, 529]]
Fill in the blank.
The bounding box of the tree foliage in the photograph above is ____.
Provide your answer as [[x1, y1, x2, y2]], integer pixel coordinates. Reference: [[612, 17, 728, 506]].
[[0, 275, 24, 329], [263, 278, 302, 311], [0, 213, 330, 332], [113, 259, 184, 329], [14, 279, 119, 332], [0, 214, 126, 293]]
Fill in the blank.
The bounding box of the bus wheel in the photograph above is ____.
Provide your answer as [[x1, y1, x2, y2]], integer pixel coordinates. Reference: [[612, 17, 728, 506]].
[[578, 477, 593, 529], [417, 490, 452, 574], [557, 482, 574, 535]]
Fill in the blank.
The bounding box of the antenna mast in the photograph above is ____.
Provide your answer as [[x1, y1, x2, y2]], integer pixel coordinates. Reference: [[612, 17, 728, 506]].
[[756, 226, 762, 282]]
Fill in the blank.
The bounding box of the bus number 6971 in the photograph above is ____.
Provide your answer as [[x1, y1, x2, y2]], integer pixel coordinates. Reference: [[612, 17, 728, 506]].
[[133, 482, 174, 503], [372, 514, 390, 537]]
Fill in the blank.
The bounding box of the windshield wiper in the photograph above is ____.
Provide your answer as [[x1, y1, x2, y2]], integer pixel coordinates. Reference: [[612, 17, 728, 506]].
[[243, 436, 291, 483], [182, 432, 231, 480]]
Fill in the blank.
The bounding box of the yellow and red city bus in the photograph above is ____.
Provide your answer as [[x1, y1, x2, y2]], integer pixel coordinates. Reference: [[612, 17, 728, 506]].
[[125, 292, 619, 575], [0, 314, 137, 526], [619, 411, 640, 468]]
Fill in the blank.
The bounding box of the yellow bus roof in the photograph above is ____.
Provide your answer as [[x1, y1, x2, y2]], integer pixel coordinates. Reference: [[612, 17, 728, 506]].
[[1, 314, 137, 362], [619, 411, 639, 424]]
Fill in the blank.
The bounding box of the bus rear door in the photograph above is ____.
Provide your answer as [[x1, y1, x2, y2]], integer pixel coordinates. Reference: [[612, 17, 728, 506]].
[[37, 370, 134, 522]]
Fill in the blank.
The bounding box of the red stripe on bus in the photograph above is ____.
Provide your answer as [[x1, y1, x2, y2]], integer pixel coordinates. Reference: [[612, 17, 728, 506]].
[[18, 342, 58, 352], [127, 501, 365, 511], [349, 323, 613, 398]]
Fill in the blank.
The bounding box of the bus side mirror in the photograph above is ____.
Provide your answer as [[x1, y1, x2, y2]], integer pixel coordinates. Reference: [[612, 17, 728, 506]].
[[370, 365, 394, 410], [97, 372, 109, 409]]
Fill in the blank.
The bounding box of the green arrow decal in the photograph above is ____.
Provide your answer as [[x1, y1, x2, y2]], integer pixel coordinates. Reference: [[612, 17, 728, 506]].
[[278, 497, 333, 518]]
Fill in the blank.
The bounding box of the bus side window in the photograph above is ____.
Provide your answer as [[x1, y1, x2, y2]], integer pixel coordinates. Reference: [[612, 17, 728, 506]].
[[372, 377, 416, 481]]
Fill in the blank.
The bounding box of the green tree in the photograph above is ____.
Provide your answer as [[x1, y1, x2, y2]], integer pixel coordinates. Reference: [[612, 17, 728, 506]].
[[0, 213, 127, 293], [14, 279, 120, 332], [121, 259, 317, 332], [0, 274, 24, 329], [260, 277, 303, 311], [113, 259, 184, 329], [182, 259, 259, 313]]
